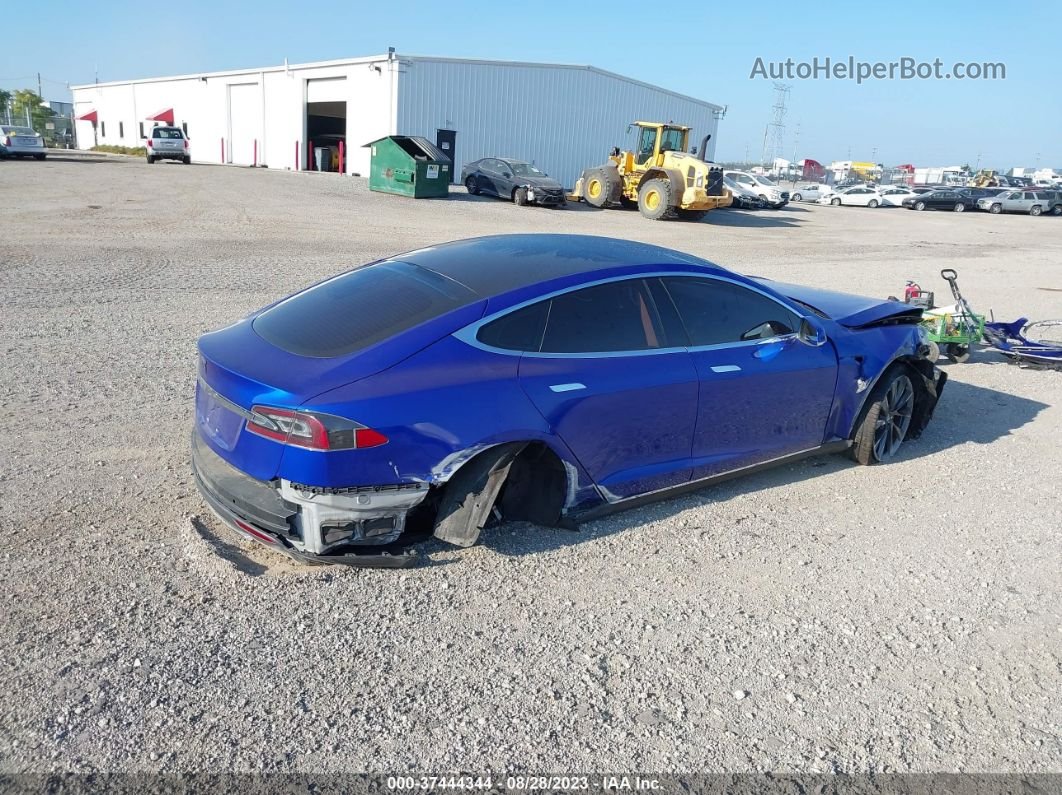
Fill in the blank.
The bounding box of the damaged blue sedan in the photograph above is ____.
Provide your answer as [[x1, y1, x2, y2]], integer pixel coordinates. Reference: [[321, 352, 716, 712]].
[[192, 234, 945, 567]]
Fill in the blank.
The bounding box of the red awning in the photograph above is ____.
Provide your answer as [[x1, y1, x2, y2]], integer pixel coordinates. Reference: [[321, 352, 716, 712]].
[[76, 110, 98, 122], [147, 108, 174, 124]]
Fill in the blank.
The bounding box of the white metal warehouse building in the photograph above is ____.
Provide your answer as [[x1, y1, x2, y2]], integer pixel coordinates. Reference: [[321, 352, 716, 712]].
[[71, 53, 724, 187]]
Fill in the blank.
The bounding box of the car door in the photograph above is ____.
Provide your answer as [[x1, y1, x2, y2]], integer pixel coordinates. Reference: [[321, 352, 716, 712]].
[[1001, 191, 1023, 212], [930, 191, 955, 208], [477, 160, 501, 196], [655, 275, 839, 480], [512, 278, 699, 500], [491, 160, 515, 197]]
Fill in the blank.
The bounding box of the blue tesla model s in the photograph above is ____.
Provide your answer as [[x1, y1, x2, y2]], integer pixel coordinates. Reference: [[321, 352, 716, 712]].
[[192, 234, 945, 567]]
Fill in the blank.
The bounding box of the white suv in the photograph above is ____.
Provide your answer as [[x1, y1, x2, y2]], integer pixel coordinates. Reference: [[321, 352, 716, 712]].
[[723, 171, 789, 208]]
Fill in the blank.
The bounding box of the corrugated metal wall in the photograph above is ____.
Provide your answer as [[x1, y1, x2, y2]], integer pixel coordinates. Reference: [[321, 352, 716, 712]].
[[397, 58, 722, 190]]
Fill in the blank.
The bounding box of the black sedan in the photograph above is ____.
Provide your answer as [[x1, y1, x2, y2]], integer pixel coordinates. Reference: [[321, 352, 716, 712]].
[[901, 189, 980, 212], [461, 158, 566, 207]]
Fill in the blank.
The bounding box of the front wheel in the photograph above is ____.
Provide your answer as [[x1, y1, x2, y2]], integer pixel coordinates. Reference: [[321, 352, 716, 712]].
[[583, 169, 612, 208], [1030, 205, 1042, 217], [868, 199, 879, 208], [464, 175, 479, 195], [792, 193, 803, 201], [915, 201, 926, 211], [989, 203, 1002, 214], [513, 187, 529, 206], [851, 371, 916, 465], [954, 203, 965, 212], [831, 197, 842, 206]]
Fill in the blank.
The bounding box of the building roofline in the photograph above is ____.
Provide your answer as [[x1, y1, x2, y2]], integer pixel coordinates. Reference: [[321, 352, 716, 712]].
[[71, 53, 723, 111]]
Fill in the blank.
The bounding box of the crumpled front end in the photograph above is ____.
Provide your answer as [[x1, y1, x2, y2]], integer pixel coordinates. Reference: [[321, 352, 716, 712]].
[[191, 430, 425, 567]]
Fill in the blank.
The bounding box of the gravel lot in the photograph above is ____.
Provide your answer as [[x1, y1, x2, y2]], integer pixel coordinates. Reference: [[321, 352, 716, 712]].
[[0, 156, 1059, 776]]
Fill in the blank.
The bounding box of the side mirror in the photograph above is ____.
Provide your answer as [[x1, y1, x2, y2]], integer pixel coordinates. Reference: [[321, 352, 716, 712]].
[[503, 172, 512, 179], [798, 316, 828, 347]]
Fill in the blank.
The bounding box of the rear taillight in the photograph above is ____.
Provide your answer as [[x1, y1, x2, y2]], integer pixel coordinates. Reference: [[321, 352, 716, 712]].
[[246, 406, 388, 451], [2, 137, 9, 147], [184, 139, 189, 149], [146, 139, 153, 148]]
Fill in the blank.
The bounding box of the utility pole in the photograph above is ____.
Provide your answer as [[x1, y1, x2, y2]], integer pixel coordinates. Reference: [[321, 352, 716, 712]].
[[37, 72, 42, 98], [761, 82, 790, 168]]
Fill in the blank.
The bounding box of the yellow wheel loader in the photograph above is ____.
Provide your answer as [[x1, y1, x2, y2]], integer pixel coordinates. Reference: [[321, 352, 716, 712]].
[[571, 121, 732, 220]]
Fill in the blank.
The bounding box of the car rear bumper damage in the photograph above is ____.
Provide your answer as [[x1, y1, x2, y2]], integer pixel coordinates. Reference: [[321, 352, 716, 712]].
[[190, 430, 423, 567]]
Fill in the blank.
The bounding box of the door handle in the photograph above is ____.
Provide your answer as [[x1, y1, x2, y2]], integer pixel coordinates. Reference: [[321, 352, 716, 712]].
[[549, 382, 586, 393], [710, 365, 741, 373]]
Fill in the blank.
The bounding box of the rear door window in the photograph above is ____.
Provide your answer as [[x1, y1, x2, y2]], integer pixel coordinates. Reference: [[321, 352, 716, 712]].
[[253, 261, 478, 358], [477, 302, 549, 351], [661, 277, 799, 346], [539, 279, 664, 353]]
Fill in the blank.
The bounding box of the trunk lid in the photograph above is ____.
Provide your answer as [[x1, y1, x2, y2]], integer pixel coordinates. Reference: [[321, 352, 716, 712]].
[[196, 296, 486, 480], [759, 280, 923, 328]]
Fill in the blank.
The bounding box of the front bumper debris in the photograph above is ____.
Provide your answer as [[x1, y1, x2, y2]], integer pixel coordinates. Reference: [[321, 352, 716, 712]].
[[191, 431, 424, 568]]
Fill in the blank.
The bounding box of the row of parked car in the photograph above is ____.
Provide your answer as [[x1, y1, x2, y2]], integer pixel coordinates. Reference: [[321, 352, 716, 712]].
[[792, 182, 1062, 216]]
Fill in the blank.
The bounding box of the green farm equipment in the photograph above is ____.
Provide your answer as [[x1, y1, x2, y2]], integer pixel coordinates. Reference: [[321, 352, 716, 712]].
[[919, 269, 985, 363]]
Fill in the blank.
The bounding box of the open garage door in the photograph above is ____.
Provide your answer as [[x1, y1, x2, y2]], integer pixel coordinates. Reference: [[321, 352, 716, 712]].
[[306, 78, 347, 172], [228, 83, 262, 166]]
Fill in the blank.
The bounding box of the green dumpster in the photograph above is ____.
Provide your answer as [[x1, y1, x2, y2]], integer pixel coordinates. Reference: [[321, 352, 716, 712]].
[[364, 136, 451, 198]]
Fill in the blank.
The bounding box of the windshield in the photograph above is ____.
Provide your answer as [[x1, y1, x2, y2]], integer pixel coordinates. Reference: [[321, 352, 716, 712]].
[[753, 175, 776, 186], [3, 127, 37, 136], [659, 128, 685, 152], [152, 127, 184, 139], [510, 162, 545, 177]]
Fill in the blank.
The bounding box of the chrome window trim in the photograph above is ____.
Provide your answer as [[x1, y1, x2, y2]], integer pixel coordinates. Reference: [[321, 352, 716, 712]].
[[453, 270, 802, 359]]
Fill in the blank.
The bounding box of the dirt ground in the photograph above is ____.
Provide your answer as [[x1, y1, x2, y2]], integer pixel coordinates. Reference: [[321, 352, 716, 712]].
[[0, 155, 1059, 775]]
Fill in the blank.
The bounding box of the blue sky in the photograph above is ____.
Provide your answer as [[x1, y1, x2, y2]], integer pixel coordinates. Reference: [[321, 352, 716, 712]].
[[4, 1, 1058, 169]]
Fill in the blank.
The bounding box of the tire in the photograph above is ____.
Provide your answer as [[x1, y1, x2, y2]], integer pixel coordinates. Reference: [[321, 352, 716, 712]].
[[954, 203, 965, 212], [637, 178, 673, 220], [792, 193, 803, 201], [677, 208, 707, 222], [1051, 205, 1062, 216], [464, 175, 479, 195], [868, 199, 879, 208], [34, 154, 46, 161], [989, 203, 1002, 214], [183, 156, 191, 165], [946, 343, 971, 363], [831, 197, 842, 206], [147, 155, 155, 164], [925, 340, 941, 362], [1030, 205, 1042, 217], [513, 187, 529, 206], [850, 370, 916, 465], [915, 201, 926, 211], [583, 169, 611, 208]]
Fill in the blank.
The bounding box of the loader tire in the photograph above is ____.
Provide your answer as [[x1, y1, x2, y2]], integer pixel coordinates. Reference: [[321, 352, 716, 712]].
[[638, 178, 674, 220], [583, 169, 611, 208]]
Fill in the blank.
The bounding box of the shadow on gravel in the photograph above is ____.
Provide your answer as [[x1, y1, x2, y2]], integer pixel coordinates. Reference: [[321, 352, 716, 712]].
[[477, 378, 1048, 558], [906, 376, 1049, 456], [703, 211, 806, 228], [188, 516, 270, 577]]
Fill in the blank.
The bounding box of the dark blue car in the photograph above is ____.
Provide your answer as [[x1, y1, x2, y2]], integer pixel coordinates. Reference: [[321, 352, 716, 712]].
[[192, 235, 945, 567]]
